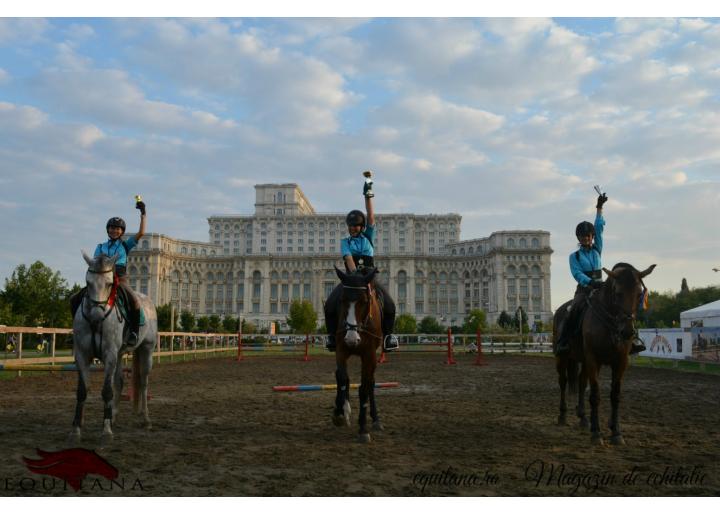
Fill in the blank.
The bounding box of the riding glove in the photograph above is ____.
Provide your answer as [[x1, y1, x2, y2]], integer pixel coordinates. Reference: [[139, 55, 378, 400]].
[[136, 201, 146, 216], [596, 193, 608, 209], [363, 178, 374, 198]]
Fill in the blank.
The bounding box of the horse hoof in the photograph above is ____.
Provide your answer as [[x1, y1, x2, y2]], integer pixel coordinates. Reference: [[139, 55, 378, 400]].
[[610, 435, 625, 446], [591, 433, 604, 446], [143, 420, 152, 430], [358, 433, 371, 443], [372, 421, 384, 432], [332, 415, 348, 427], [67, 431, 81, 445], [557, 416, 567, 426]]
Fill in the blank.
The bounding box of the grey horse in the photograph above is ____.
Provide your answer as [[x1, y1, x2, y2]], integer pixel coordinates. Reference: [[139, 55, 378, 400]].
[[70, 250, 157, 446]]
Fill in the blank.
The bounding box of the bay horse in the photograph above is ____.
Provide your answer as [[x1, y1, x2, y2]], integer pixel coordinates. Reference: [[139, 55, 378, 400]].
[[70, 251, 157, 446], [332, 266, 384, 443], [554, 262, 655, 445]]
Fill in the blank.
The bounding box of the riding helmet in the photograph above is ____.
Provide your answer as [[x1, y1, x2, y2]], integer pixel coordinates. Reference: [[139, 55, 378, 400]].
[[575, 221, 595, 240], [345, 210, 366, 229], [106, 217, 126, 234]]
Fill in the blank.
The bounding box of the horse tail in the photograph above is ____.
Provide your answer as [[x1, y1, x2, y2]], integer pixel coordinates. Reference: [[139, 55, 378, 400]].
[[567, 358, 578, 394]]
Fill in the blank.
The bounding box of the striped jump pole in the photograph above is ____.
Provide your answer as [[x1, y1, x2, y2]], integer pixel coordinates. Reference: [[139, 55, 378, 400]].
[[273, 381, 400, 392], [445, 328, 457, 365], [0, 364, 131, 372], [473, 328, 488, 366]]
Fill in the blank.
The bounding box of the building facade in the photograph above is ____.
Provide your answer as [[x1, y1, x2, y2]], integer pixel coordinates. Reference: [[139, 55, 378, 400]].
[[126, 184, 553, 329]]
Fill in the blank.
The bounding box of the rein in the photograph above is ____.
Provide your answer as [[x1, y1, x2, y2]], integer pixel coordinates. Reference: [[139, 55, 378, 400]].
[[342, 283, 383, 341], [587, 281, 636, 345]]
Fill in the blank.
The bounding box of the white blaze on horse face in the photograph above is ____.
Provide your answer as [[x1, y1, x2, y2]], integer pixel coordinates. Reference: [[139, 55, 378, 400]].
[[344, 300, 361, 346]]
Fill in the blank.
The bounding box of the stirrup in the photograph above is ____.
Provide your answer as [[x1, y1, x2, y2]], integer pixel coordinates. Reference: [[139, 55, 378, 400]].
[[383, 335, 399, 352]]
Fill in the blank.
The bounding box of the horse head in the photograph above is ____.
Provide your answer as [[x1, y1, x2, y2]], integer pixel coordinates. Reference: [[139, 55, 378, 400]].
[[334, 265, 379, 348], [601, 263, 656, 336], [81, 250, 119, 324]]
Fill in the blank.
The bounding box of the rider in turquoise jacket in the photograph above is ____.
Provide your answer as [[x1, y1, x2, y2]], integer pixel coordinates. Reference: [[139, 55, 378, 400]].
[[71, 199, 147, 347], [555, 192, 645, 356], [324, 172, 399, 353]]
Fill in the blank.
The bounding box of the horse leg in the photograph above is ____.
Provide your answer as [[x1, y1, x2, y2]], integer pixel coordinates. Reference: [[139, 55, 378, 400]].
[[357, 358, 375, 443], [100, 355, 118, 447], [576, 362, 589, 429], [370, 378, 384, 431], [587, 361, 604, 445], [69, 355, 91, 443], [135, 344, 153, 428], [112, 360, 124, 425], [332, 361, 350, 427], [609, 360, 628, 445], [556, 357, 568, 426]]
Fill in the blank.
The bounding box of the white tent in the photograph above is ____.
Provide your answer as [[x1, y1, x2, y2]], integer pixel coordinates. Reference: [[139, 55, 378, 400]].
[[680, 299, 720, 328]]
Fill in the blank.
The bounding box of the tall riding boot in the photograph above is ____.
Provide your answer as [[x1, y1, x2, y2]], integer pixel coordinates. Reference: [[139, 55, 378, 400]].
[[629, 330, 646, 355], [70, 288, 86, 319], [128, 309, 141, 347], [326, 334, 336, 352], [382, 316, 399, 352]]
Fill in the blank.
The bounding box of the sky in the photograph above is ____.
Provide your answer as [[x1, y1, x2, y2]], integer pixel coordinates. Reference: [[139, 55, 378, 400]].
[[1, 10, 720, 311]]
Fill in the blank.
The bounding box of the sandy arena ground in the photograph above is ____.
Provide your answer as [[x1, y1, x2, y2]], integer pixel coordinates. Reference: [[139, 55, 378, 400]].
[[1, 352, 718, 496]]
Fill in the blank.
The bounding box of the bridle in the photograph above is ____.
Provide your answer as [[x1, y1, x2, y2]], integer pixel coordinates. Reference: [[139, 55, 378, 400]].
[[341, 283, 382, 341], [587, 274, 644, 344], [81, 266, 120, 325]]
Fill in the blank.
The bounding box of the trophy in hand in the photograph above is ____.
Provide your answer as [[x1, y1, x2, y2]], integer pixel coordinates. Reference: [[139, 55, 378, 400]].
[[363, 170, 374, 198], [593, 185, 608, 209], [134, 194, 146, 215]]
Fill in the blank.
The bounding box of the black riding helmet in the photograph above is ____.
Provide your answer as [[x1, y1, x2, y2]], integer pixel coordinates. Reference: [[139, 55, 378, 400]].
[[575, 221, 594, 240], [106, 217, 126, 235], [346, 209, 366, 229]]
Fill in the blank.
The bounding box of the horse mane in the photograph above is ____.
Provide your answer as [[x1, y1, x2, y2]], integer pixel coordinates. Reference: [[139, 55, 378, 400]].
[[92, 253, 116, 273]]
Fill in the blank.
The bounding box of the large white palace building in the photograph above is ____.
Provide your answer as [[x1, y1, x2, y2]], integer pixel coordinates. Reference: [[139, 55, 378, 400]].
[[126, 184, 553, 329]]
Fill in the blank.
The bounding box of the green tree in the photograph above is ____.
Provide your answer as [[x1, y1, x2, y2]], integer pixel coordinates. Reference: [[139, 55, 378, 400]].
[[287, 299, 318, 334], [156, 304, 173, 331], [418, 316, 444, 334], [497, 311, 513, 329], [0, 261, 75, 327], [240, 319, 256, 334], [208, 315, 222, 333], [394, 313, 417, 334], [180, 310, 196, 332], [462, 309, 487, 334], [643, 285, 720, 327], [222, 315, 238, 333], [197, 316, 210, 332], [512, 308, 530, 333]]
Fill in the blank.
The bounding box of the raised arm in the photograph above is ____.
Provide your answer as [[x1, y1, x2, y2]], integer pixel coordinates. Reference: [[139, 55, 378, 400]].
[[135, 199, 147, 241], [363, 170, 375, 226]]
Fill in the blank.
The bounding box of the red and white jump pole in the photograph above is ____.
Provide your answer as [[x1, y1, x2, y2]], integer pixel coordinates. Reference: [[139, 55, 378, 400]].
[[445, 328, 457, 365]]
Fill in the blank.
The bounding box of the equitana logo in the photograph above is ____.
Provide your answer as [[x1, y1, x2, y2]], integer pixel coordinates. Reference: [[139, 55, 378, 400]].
[[14, 448, 137, 492]]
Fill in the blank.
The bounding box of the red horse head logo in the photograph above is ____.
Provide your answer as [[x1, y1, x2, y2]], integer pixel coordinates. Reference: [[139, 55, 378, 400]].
[[23, 448, 119, 491]]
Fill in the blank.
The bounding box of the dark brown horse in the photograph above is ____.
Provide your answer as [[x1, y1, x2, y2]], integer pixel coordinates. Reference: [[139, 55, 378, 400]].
[[554, 262, 656, 445], [332, 266, 384, 443]]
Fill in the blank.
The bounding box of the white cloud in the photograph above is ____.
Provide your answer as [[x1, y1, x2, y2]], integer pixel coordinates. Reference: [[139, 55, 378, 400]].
[[0, 18, 49, 45], [2, 18, 720, 307]]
